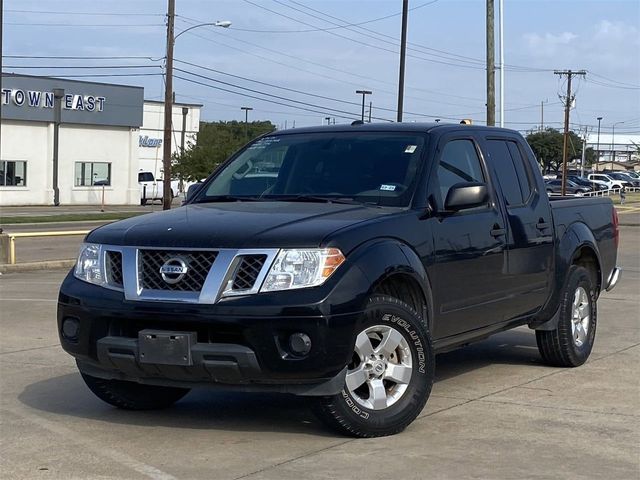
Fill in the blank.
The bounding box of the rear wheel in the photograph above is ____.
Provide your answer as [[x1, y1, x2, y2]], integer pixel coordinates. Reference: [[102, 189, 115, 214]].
[[81, 373, 190, 410], [312, 295, 434, 437], [536, 265, 597, 367]]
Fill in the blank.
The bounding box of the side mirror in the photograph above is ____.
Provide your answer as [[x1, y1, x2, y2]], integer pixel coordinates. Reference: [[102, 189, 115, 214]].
[[185, 182, 203, 203], [444, 182, 489, 211]]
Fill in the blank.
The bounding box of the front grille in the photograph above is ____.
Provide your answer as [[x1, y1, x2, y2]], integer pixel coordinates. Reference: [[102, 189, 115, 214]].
[[232, 255, 267, 291], [139, 250, 218, 292], [105, 251, 123, 288]]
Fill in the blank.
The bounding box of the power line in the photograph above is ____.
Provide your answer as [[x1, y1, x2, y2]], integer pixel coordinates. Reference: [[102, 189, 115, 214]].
[[4, 54, 162, 60], [174, 73, 368, 121], [276, 0, 485, 67], [4, 64, 162, 69], [176, 16, 489, 107], [174, 67, 395, 122], [20, 73, 164, 79], [174, 58, 454, 119], [5, 22, 164, 27], [240, 0, 491, 71], [230, 0, 439, 33], [5, 9, 163, 16]]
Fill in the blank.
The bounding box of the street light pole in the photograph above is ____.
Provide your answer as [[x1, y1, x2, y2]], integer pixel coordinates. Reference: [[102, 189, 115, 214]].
[[355, 90, 372, 122], [596, 116, 602, 173], [162, 13, 232, 210], [241, 106, 253, 139], [397, 0, 409, 122]]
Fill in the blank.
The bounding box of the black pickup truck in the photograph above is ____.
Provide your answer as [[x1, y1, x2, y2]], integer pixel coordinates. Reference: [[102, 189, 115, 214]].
[[59, 123, 621, 437]]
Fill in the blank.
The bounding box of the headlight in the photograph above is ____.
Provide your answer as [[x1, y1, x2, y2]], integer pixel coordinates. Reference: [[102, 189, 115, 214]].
[[261, 248, 345, 292], [74, 243, 106, 285]]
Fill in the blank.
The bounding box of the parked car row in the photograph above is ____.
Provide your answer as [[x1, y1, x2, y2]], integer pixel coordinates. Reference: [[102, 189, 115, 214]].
[[544, 170, 639, 196]]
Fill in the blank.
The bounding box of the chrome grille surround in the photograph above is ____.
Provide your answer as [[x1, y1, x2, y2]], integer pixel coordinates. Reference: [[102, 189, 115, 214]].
[[96, 245, 279, 304]]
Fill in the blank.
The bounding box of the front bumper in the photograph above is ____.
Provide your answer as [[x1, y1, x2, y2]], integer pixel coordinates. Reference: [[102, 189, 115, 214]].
[[58, 272, 364, 395]]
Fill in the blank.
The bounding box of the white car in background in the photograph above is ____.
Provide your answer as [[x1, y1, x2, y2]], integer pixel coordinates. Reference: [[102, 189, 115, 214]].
[[138, 171, 179, 205], [587, 173, 625, 190]]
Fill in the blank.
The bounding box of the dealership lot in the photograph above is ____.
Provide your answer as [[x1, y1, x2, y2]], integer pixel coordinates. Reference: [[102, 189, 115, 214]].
[[0, 228, 638, 479]]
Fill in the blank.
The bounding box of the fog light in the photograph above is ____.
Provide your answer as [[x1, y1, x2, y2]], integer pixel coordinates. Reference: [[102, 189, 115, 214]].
[[289, 332, 311, 356], [62, 318, 80, 341]]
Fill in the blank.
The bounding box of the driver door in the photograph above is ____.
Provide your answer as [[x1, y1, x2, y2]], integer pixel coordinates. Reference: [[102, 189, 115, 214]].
[[426, 136, 510, 339]]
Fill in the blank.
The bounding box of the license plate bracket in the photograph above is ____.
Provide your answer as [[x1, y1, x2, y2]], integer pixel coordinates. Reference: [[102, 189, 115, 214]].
[[138, 329, 196, 366]]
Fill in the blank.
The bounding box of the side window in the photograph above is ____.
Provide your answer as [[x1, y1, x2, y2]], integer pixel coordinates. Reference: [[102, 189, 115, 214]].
[[506, 142, 533, 201], [436, 139, 485, 206], [486, 140, 522, 205]]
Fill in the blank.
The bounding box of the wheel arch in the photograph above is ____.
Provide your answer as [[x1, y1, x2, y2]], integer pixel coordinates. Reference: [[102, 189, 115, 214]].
[[530, 221, 602, 329], [347, 239, 434, 333]]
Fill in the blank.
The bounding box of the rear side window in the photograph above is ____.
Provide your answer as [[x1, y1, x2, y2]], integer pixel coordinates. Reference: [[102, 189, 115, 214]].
[[506, 142, 533, 201], [486, 140, 533, 206], [436, 139, 485, 205]]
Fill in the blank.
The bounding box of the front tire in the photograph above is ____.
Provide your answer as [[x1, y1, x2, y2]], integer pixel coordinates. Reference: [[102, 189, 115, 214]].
[[536, 265, 597, 367], [313, 295, 434, 437], [81, 373, 190, 410]]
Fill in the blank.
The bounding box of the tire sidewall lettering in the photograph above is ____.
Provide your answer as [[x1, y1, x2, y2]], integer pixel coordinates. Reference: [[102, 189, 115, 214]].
[[381, 313, 427, 374]]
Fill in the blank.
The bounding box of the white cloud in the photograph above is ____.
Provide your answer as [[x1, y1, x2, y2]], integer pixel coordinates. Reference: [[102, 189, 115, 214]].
[[523, 32, 578, 57]]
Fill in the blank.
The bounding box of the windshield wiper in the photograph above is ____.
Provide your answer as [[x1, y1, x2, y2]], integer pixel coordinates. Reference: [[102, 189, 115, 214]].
[[194, 195, 263, 203], [263, 195, 364, 205]]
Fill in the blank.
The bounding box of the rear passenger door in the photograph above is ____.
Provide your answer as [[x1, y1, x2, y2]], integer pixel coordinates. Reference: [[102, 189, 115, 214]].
[[482, 136, 554, 319]]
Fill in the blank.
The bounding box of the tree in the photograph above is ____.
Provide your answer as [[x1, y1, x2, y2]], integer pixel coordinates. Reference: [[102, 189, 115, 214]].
[[173, 120, 276, 181], [526, 128, 595, 174]]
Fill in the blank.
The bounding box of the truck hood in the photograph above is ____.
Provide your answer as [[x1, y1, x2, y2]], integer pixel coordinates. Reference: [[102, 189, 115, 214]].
[[86, 201, 397, 249]]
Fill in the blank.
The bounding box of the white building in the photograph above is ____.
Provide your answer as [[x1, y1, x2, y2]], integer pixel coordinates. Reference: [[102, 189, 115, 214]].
[[138, 100, 201, 181], [0, 74, 201, 206]]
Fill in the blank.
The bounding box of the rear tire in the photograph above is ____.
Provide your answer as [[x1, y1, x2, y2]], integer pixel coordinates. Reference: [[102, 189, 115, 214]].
[[81, 373, 190, 410], [312, 295, 434, 438], [536, 265, 597, 367]]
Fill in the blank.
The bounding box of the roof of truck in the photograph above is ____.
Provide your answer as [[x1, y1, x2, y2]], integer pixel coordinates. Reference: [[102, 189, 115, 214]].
[[272, 122, 522, 136]]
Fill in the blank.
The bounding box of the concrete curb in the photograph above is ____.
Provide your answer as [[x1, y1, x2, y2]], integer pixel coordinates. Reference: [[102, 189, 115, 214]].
[[0, 259, 75, 274]]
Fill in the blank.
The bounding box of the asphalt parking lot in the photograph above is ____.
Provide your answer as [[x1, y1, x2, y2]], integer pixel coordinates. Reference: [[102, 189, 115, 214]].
[[0, 228, 638, 479]]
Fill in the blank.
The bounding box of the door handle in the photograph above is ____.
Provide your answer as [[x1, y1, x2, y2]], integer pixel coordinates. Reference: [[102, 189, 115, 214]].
[[536, 221, 550, 231], [490, 226, 506, 237]]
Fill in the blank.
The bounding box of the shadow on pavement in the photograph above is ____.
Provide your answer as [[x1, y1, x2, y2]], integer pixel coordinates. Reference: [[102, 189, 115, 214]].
[[18, 328, 543, 434], [435, 327, 544, 382]]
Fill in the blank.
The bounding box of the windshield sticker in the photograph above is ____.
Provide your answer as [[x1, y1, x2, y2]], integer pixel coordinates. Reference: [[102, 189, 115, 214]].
[[380, 184, 396, 191], [247, 137, 281, 150], [404, 145, 417, 154]]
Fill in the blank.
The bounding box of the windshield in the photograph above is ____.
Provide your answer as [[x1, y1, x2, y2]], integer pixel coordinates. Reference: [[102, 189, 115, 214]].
[[193, 132, 427, 207]]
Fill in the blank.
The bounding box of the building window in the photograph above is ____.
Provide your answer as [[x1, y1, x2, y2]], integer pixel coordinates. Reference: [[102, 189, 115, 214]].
[[0, 161, 27, 186], [75, 162, 111, 186]]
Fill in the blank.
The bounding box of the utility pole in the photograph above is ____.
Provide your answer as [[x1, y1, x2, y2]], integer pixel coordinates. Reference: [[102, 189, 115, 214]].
[[325, 116, 331, 125], [162, 0, 175, 210], [368, 101, 372, 123], [355, 90, 372, 122], [596, 116, 603, 173], [486, 0, 495, 126], [397, 0, 409, 122], [554, 69, 586, 195], [241, 106, 252, 139]]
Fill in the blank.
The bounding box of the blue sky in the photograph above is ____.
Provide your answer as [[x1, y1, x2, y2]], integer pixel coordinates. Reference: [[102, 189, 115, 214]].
[[4, 0, 640, 137]]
